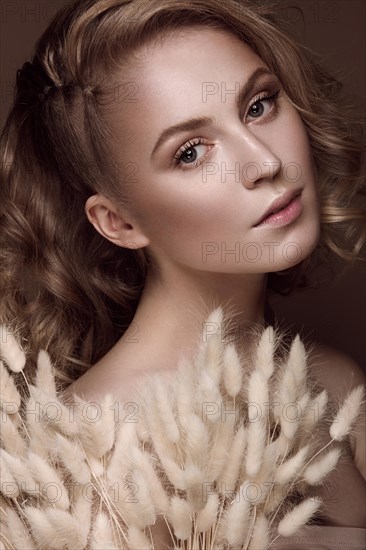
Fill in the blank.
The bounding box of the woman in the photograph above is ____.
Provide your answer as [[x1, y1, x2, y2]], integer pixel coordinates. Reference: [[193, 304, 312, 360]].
[[0, 0, 365, 547]]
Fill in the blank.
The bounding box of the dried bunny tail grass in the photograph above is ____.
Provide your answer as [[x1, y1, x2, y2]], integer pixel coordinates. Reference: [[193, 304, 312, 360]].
[[274, 333, 311, 433], [303, 447, 342, 485], [195, 492, 220, 532], [0, 361, 21, 412], [276, 375, 307, 443], [35, 350, 57, 398], [245, 418, 267, 479], [23, 506, 56, 549], [134, 407, 149, 442], [107, 420, 138, 482], [223, 343, 243, 398], [90, 511, 122, 549], [0, 325, 26, 373], [28, 385, 79, 437], [184, 463, 206, 512], [218, 480, 251, 546], [274, 445, 310, 484], [202, 331, 225, 387], [150, 374, 180, 444], [197, 369, 223, 423], [276, 497, 322, 538], [245, 368, 269, 477], [175, 356, 196, 425], [124, 468, 157, 529], [217, 424, 246, 492], [70, 483, 93, 544], [135, 381, 181, 464], [25, 395, 57, 459], [287, 334, 308, 391], [0, 495, 11, 523], [247, 368, 269, 420], [85, 454, 104, 478], [46, 508, 89, 548], [1, 540, 15, 550], [76, 393, 117, 458], [5, 507, 36, 549], [0, 449, 38, 495], [127, 525, 152, 550], [24, 506, 87, 549], [254, 325, 275, 379], [250, 439, 277, 491], [0, 453, 19, 498], [194, 306, 225, 387], [300, 389, 328, 431], [54, 432, 90, 484], [248, 513, 269, 550], [203, 306, 224, 341], [330, 385, 365, 441], [281, 390, 312, 451], [168, 496, 192, 541], [161, 455, 188, 491], [1, 306, 351, 550], [208, 411, 236, 481], [147, 415, 182, 471], [27, 451, 70, 510], [130, 446, 170, 515], [183, 413, 210, 468], [297, 389, 311, 418], [0, 409, 27, 457]]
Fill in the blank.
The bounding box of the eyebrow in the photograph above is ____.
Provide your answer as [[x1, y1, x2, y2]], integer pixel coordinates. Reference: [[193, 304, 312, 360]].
[[150, 67, 275, 161]]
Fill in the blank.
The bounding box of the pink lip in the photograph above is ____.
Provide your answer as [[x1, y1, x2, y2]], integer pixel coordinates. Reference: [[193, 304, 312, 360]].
[[253, 194, 303, 228]]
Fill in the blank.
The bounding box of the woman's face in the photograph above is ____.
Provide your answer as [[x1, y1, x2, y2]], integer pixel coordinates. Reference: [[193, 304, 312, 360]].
[[109, 26, 321, 274]]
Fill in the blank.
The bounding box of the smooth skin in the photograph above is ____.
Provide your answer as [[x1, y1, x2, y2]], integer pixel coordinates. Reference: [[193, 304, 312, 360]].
[[80, 26, 321, 379], [67, 27, 366, 532]]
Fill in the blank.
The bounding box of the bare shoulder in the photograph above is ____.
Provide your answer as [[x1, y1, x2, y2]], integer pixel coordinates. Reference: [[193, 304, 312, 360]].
[[307, 342, 366, 399], [307, 342, 366, 481], [63, 367, 140, 406]]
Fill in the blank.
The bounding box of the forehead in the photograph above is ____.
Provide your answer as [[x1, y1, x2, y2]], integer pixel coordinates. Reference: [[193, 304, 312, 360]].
[[109, 27, 268, 148], [130, 26, 264, 100]]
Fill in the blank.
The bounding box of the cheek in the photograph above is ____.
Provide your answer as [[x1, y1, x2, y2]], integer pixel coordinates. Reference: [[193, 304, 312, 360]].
[[132, 161, 221, 225], [143, 198, 215, 265], [139, 186, 221, 236]]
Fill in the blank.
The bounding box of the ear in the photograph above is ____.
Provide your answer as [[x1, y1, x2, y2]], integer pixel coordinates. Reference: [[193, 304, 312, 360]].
[[85, 194, 150, 249]]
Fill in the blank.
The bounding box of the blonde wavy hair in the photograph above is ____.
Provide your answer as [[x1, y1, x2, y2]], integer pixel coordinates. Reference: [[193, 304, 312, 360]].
[[0, 0, 365, 388]]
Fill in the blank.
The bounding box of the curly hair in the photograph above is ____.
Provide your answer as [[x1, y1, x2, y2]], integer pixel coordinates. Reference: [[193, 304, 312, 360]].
[[0, 0, 365, 388]]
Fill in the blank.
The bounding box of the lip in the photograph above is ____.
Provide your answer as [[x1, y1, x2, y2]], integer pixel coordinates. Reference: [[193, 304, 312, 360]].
[[253, 189, 303, 228]]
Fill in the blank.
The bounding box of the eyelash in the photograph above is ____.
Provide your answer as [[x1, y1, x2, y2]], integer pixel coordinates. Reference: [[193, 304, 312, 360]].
[[171, 88, 281, 170], [171, 137, 211, 170], [248, 89, 281, 122]]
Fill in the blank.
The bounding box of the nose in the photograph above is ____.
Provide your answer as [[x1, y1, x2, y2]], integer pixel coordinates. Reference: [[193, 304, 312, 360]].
[[237, 131, 282, 189]]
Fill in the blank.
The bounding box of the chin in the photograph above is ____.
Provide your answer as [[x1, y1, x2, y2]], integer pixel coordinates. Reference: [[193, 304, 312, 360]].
[[266, 230, 320, 272]]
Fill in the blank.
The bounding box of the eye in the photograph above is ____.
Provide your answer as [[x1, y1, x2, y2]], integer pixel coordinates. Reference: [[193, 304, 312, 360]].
[[246, 90, 281, 121], [171, 138, 212, 170]]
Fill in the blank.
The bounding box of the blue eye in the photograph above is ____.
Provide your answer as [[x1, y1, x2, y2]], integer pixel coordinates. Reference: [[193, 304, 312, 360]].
[[180, 145, 198, 164], [172, 138, 209, 169], [249, 101, 265, 118], [247, 90, 281, 120]]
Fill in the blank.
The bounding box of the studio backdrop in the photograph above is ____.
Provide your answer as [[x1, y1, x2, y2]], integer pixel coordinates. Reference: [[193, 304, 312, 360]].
[[1, 0, 365, 367]]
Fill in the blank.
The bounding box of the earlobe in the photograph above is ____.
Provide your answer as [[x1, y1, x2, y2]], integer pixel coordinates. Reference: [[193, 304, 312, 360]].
[[84, 194, 149, 249]]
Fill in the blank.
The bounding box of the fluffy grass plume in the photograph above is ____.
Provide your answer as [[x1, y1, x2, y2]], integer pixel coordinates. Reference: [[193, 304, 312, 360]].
[[0, 325, 26, 373], [330, 385, 364, 441], [0, 307, 363, 549], [276, 497, 322, 537]]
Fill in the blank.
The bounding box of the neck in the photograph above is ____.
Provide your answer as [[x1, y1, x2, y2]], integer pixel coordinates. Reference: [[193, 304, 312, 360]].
[[120, 263, 272, 371]]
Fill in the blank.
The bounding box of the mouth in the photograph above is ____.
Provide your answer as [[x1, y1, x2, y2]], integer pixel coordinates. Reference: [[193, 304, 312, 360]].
[[253, 189, 303, 228]]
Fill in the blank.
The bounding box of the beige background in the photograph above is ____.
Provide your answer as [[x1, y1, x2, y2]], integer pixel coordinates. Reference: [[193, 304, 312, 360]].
[[1, 0, 365, 366]]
